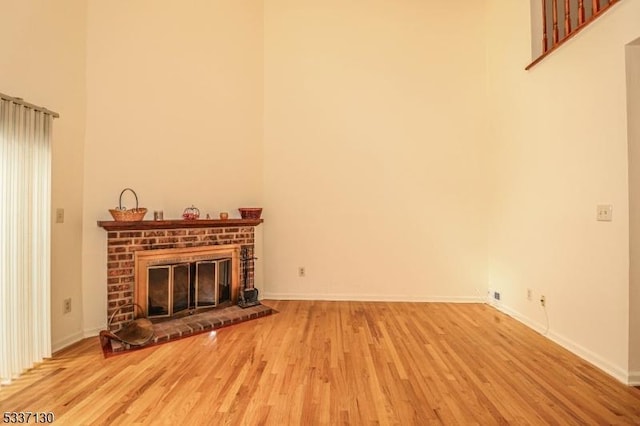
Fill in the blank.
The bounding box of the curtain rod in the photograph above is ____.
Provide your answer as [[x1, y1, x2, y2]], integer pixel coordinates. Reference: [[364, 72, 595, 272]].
[[0, 92, 59, 118]]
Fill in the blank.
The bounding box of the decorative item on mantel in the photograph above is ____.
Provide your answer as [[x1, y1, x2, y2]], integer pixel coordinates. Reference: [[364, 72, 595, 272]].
[[182, 205, 200, 220], [238, 207, 262, 220], [109, 188, 147, 221]]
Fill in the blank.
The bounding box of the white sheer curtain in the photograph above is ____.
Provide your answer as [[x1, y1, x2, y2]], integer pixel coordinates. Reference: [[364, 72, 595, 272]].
[[0, 95, 53, 385]]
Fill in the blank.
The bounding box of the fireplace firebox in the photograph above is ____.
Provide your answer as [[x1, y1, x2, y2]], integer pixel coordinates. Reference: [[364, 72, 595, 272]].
[[135, 245, 241, 321], [146, 258, 232, 319]]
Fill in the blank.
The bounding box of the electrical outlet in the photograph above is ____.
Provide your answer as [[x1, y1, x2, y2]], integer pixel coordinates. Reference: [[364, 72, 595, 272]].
[[540, 295, 546, 307], [63, 298, 71, 314], [527, 288, 532, 301], [596, 204, 613, 222], [298, 267, 306, 277]]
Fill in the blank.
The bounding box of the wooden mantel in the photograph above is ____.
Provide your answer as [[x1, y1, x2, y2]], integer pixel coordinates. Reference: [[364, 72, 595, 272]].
[[97, 218, 263, 231]]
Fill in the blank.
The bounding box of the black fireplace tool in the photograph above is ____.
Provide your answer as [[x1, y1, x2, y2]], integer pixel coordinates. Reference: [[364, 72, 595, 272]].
[[238, 247, 260, 308]]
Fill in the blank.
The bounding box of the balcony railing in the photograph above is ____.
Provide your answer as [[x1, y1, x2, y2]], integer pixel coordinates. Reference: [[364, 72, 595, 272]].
[[527, 0, 622, 70]]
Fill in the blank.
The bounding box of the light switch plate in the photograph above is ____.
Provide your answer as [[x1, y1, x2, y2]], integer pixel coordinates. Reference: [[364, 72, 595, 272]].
[[55, 208, 64, 223]]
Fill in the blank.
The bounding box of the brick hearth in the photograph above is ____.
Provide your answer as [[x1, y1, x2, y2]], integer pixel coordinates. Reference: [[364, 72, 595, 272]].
[[106, 303, 274, 354]]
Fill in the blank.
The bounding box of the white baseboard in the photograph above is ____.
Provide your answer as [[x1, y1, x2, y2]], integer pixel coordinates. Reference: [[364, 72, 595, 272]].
[[83, 326, 105, 338], [491, 303, 630, 385], [628, 371, 640, 386], [52, 330, 85, 353], [262, 292, 485, 303], [51, 326, 105, 354]]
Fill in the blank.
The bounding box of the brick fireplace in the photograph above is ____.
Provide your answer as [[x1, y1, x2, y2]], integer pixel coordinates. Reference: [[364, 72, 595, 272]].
[[97, 218, 262, 331]]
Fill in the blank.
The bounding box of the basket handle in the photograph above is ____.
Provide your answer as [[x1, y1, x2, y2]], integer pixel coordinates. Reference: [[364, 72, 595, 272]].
[[118, 188, 139, 210], [108, 302, 146, 330]]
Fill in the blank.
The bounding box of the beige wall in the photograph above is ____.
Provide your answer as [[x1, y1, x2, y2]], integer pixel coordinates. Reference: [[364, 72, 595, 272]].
[[486, 0, 640, 382], [627, 41, 640, 384], [0, 0, 87, 351], [82, 0, 264, 333], [262, 0, 490, 300]]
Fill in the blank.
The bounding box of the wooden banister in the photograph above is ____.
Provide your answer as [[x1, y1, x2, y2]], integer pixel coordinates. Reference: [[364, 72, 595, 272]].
[[527, 0, 623, 70], [552, 0, 560, 46], [542, 0, 549, 53], [564, 0, 572, 36]]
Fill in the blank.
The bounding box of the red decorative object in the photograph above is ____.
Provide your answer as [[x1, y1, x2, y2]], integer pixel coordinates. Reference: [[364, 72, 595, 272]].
[[182, 205, 200, 220], [238, 208, 262, 219]]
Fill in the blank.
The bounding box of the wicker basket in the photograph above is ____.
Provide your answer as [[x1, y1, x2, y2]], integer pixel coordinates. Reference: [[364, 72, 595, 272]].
[[238, 207, 262, 219], [109, 188, 147, 221]]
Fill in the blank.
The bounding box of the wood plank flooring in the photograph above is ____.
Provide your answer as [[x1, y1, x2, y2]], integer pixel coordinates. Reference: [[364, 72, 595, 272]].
[[1, 300, 640, 425]]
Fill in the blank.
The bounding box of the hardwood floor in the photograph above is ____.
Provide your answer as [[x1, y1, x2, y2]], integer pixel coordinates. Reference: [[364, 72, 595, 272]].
[[1, 300, 639, 425]]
